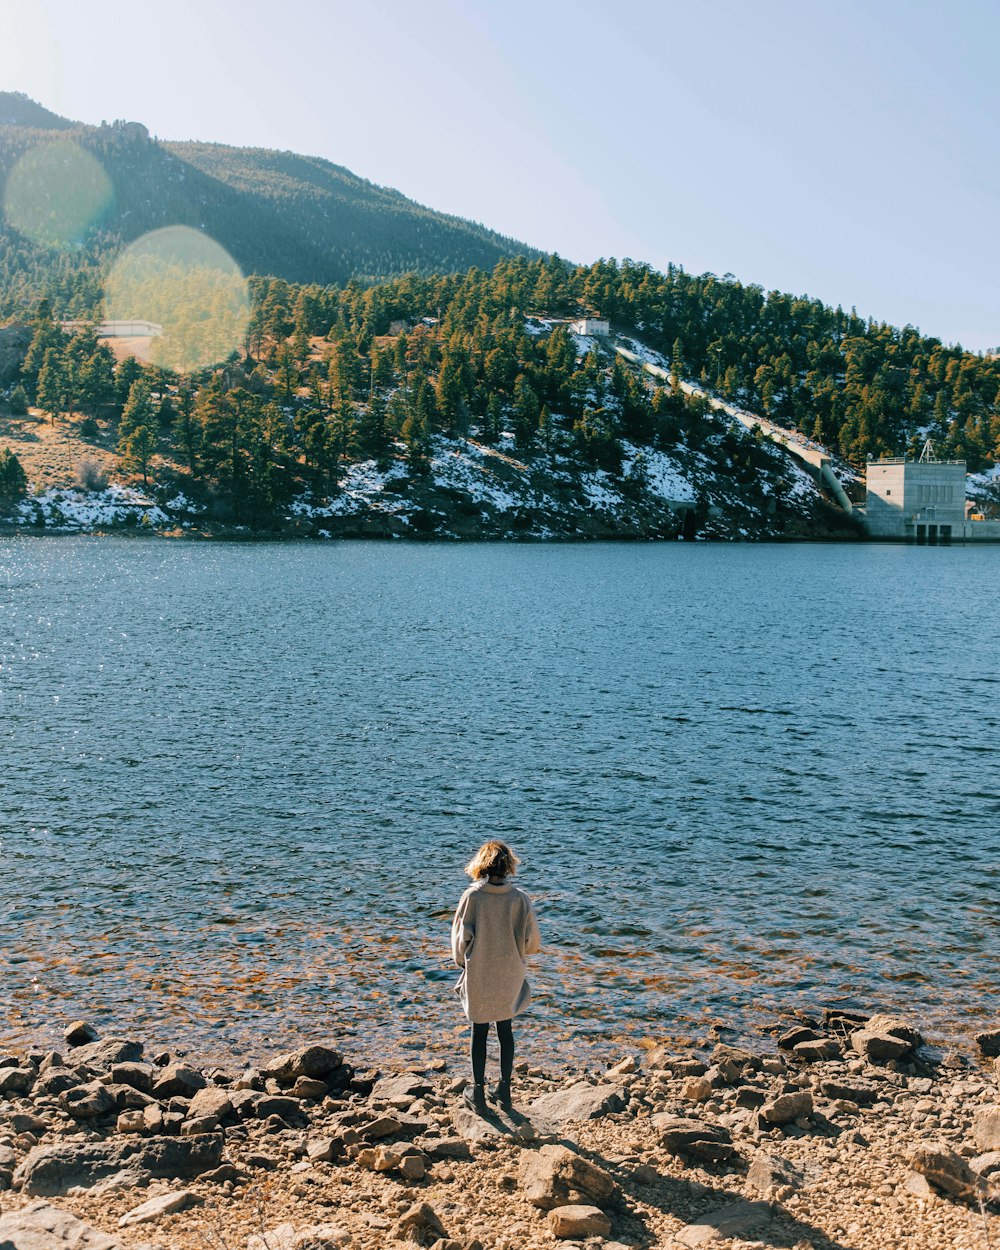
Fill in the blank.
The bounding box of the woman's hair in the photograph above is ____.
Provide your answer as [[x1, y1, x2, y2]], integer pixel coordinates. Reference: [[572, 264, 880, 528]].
[[465, 840, 520, 881]]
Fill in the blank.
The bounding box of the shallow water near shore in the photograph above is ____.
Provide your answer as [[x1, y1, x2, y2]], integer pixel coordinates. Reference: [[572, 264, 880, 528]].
[[1, 537, 998, 1066]]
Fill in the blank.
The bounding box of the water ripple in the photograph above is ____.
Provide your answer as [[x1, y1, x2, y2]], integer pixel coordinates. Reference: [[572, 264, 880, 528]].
[[1, 538, 999, 1064]]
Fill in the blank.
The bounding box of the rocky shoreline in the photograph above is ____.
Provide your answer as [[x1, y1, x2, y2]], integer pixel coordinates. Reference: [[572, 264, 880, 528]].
[[1, 1011, 998, 1250]]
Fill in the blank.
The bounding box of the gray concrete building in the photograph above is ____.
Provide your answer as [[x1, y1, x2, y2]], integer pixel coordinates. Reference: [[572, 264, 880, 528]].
[[864, 456, 1000, 542], [865, 457, 967, 542]]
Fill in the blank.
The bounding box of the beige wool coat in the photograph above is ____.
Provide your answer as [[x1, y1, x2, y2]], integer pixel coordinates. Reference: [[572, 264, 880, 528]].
[[451, 879, 541, 1024]]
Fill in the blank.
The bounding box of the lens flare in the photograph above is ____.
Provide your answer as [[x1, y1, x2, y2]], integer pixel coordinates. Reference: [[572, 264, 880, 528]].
[[3, 140, 114, 248], [105, 226, 250, 374]]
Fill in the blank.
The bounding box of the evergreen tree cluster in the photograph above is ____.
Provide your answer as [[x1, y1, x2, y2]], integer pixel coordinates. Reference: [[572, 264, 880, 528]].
[[250, 254, 1000, 471], [9, 242, 1000, 528], [12, 257, 792, 524]]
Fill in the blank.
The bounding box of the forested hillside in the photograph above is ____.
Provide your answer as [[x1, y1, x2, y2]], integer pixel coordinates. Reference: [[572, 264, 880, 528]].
[[243, 255, 1000, 471], [1, 95, 998, 491], [0, 93, 538, 317]]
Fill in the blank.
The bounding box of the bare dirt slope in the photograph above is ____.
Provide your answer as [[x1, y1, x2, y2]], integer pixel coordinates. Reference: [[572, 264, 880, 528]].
[[0, 410, 116, 492]]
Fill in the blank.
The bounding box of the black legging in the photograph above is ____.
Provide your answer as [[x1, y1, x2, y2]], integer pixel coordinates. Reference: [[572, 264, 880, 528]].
[[470, 1019, 514, 1086]]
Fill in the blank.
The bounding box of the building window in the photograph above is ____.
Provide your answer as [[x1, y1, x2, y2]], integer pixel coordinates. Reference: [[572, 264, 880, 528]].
[[886, 489, 892, 495]]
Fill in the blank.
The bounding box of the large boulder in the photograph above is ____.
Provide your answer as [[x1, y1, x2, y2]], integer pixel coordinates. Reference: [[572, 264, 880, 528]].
[[850, 1029, 910, 1061], [0, 1201, 119, 1250], [975, 1029, 1000, 1058], [908, 1141, 980, 1200], [14, 1133, 224, 1197], [0, 1067, 35, 1096], [518, 1144, 617, 1211], [247, 1225, 349, 1250], [865, 1014, 923, 1049], [68, 1038, 143, 1071], [151, 1062, 206, 1099], [369, 1072, 432, 1102], [547, 1205, 611, 1238], [60, 1081, 116, 1119], [794, 1038, 842, 1061], [746, 1150, 803, 1197], [390, 1202, 447, 1245], [186, 1086, 233, 1121], [261, 1045, 342, 1085], [819, 1077, 880, 1105], [118, 1189, 202, 1227], [971, 1152, 1000, 1180], [64, 1021, 100, 1048], [710, 1043, 762, 1072], [673, 1200, 772, 1248], [851, 1014, 922, 1062], [760, 1089, 813, 1125], [974, 1106, 1000, 1153], [33, 1068, 80, 1099], [652, 1114, 734, 1162], [527, 1081, 626, 1129]]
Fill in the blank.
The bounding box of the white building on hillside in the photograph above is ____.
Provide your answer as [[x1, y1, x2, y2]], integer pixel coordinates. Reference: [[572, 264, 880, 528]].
[[569, 317, 610, 337], [61, 319, 163, 339]]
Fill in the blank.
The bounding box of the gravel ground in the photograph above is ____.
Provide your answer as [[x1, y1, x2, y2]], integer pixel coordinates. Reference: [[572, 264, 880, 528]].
[[1, 1013, 998, 1250]]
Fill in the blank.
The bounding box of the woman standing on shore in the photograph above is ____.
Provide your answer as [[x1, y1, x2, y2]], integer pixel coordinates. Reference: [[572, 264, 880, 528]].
[[451, 840, 541, 1113]]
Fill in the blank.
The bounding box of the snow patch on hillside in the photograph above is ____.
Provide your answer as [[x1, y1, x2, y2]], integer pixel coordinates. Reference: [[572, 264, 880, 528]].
[[621, 442, 696, 503], [430, 440, 524, 512], [13, 484, 168, 529]]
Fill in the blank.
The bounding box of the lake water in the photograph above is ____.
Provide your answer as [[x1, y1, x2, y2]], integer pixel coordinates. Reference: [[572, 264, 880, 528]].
[[1, 537, 998, 1068]]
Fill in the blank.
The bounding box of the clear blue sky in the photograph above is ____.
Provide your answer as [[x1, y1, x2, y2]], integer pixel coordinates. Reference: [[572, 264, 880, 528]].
[[5, 0, 998, 351]]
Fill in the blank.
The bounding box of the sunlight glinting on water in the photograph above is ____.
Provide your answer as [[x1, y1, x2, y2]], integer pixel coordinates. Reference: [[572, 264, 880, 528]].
[[1, 540, 999, 1067]]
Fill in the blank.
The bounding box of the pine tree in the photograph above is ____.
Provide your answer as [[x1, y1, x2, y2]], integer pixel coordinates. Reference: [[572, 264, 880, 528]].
[[37, 347, 72, 422], [176, 386, 200, 474], [114, 356, 145, 410], [0, 448, 28, 499], [118, 379, 158, 483], [512, 375, 540, 454], [22, 313, 67, 400], [402, 379, 434, 472], [539, 405, 554, 461], [122, 424, 155, 486], [78, 349, 116, 414], [119, 379, 154, 440]]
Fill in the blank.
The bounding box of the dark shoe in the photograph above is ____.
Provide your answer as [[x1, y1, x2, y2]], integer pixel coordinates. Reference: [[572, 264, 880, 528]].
[[462, 1082, 487, 1114], [488, 1078, 512, 1108]]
